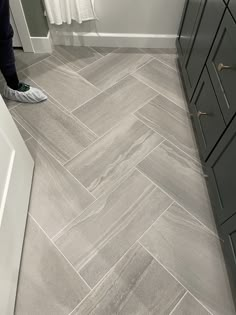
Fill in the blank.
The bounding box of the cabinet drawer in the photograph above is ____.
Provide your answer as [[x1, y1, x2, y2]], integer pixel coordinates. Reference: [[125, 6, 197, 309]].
[[206, 115, 236, 224], [220, 213, 236, 300], [207, 10, 236, 124], [190, 69, 226, 159]]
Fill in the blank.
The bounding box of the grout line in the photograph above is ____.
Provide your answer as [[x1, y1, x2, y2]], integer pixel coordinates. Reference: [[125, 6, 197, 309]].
[[11, 114, 41, 145], [133, 94, 190, 126], [18, 54, 52, 73], [66, 199, 176, 314], [51, 194, 98, 242], [21, 71, 72, 114], [71, 70, 159, 114], [90, 47, 119, 59], [71, 113, 98, 138], [76, 186, 159, 273], [132, 74, 187, 112], [133, 113, 201, 165], [88, 46, 104, 57], [78, 53, 155, 94], [52, 54, 102, 92], [129, 73, 161, 96], [18, 72, 99, 142], [71, 89, 104, 113], [13, 120, 97, 203], [152, 56, 178, 72], [136, 201, 175, 244], [65, 112, 165, 169], [136, 167, 219, 239], [138, 242, 214, 315], [72, 91, 159, 141], [13, 117, 32, 142], [28, 213, 93, 291], [22, 70, 101, 145], [138, 48, 178, 72], [54, 140, 166, 241], [169, 291, 188, 315]]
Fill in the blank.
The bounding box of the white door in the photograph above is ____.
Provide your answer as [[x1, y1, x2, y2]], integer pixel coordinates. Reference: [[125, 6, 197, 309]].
[[0, 96, 34, 315]]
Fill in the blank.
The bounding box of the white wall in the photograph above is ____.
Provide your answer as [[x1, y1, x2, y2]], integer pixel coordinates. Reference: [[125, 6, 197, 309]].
[[51, 0, 186, 48]]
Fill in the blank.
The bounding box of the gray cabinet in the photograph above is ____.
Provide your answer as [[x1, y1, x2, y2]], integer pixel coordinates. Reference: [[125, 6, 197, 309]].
[[220, 214, 236, 294], [206, 115, 236, 224], [177, 0, 225, 100], [177, 0, 204, 66], [229, 0, 236, 20], [190, 69, 226, 159], [177, 0, 236, 305], [207, 10, 236, 124]]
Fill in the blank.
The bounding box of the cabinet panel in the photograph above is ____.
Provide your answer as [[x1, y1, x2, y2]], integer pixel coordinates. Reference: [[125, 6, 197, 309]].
[[220, 214, 236, 300], [207, 10, 236, 124], [206, 115, 236, 224], [179, 0, 225, 100], [177, 0, 204, 65], [190, 69, 225, 159], [229, 0, 236, 21]]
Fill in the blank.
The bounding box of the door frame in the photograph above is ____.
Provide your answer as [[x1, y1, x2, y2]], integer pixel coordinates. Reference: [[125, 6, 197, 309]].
[[10, 0, 34, 52]]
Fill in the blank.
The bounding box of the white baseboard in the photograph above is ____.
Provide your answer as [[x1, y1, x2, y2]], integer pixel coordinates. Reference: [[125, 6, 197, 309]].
[[51, 32, 177, 48], [31, 32, 53, 53]]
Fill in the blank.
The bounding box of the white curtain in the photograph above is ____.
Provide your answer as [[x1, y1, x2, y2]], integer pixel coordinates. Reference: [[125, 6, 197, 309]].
[[44, 0, 96, 25]]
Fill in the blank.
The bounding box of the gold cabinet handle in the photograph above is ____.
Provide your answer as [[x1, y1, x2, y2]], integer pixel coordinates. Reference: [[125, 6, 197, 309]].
[[217, 63, 236, 72], [197, 111, 208, 118]]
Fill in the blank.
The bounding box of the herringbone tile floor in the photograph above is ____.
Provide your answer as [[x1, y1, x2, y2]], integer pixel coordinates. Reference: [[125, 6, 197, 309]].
[[1, 47, 235, 315]]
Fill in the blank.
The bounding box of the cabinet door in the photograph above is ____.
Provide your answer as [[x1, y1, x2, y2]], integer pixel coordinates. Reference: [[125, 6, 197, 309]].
[[206, 115, 236, 224], [179, 0, 225, 100], [190, 69, 225, 159], [220, 214, 236, 300], [177, 0, 204, 66], [207, 10, 236, 124], [229, 0, 236, 21]]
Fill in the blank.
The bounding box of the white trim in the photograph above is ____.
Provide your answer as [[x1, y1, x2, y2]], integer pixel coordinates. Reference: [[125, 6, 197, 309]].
[[10, 0, 34, 52], [31, 32, 53, 53], [52, 32, 177, 49]]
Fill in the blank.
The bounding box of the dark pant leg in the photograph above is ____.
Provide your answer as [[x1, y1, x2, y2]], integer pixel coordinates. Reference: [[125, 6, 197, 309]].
[[0, 0, 19, 88]]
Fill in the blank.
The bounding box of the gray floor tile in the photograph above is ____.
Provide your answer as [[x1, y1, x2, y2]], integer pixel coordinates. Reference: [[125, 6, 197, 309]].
[[133, 58, 186, 109], [137, 140, 216, 232], [24, 56, 100, 112], [14, 120, 31, 141], [55, 169, 172, 287], [172, 293, 211, 315], [142, 48, 178, 70], [26, 139, 94, 238], [15, 216, 90, 315], [91, 47, 116, 56], [79, 48, 152, 90], [73, 75, 157, 136], [53, 46, 102, 71], [135, 94, 199, 160], [140, 203, 235, 315], [71, 243, 186, 315], [65, 115, 163, 197], [15, 51, 49, 72], [11, 99, 97, 164]]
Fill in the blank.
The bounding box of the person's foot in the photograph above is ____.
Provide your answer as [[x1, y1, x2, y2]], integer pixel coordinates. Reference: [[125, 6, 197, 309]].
[[3, 83, 47, 103]]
